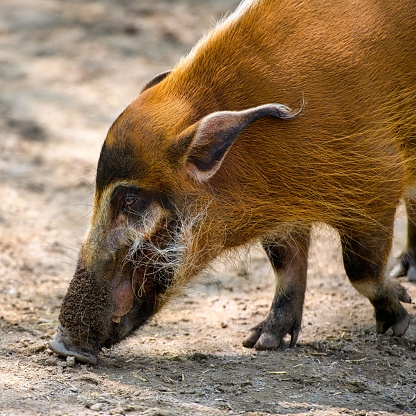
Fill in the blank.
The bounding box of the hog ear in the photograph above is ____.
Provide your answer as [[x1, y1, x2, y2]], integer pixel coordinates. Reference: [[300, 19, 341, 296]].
[[140, 71, 171, 94], [182, 103, 299, 182]]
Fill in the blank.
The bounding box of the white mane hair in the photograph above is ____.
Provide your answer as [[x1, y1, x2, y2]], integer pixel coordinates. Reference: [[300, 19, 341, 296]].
[[181, 0, 261, 64], [225, 0, 261, 25]]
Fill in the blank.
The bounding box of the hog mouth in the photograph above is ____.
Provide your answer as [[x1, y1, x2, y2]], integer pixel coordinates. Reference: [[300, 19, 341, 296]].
[[49, 325, 99, 365]]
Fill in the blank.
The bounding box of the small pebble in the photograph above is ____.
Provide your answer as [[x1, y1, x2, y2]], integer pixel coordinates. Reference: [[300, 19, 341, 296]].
[[110, 406, 125, 415], [90, 403, 103, 411], [66, 356, 75, 366]]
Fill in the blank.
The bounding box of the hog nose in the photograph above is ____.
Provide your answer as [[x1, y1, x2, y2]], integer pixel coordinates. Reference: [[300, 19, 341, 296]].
[[49, 325, 98, 365]]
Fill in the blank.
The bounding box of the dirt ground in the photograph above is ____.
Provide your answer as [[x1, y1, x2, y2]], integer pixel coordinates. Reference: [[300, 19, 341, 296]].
[[0, 1, 415, 415]]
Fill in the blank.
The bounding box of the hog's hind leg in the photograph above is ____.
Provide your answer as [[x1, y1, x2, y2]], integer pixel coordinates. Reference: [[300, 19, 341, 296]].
[[391, 196, 416, 282], [340, 228, 411, 336], [243, 227, 310, 350]]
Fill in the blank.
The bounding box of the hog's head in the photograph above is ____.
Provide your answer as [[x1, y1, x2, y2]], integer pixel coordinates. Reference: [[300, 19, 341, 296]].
[[49, 73, 297, 364]]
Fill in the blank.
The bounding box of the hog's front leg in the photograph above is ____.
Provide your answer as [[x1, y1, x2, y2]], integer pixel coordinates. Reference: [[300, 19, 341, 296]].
[[243, 227, 310, 350]]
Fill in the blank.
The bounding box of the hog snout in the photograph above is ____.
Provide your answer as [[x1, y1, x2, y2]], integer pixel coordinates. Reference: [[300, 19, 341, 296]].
[[50, 267, 115, 360], [49, 325, 98, 365], [49, 257, 166, 364]]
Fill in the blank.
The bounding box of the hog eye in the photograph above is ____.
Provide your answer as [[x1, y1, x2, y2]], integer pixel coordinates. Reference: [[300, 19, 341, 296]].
[[122, 193, 151, 215], [123, 195, 140, 212], [111, 186, 152, 216], [124, 196, 135, 207]]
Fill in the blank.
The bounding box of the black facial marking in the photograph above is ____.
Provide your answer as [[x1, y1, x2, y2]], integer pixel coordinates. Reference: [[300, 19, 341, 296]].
[[96, 141, 147, 192]]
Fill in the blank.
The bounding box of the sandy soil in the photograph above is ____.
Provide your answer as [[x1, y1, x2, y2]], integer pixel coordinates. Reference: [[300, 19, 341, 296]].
[[0, 1, 415, 415]]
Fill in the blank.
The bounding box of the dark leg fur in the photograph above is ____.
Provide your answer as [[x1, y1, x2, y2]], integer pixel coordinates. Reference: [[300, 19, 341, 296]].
[[340, 228, 411, 336], [391, 196, 416, 282], [243, 227, 310, 350]]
